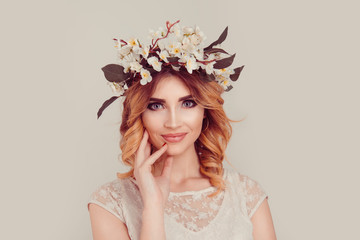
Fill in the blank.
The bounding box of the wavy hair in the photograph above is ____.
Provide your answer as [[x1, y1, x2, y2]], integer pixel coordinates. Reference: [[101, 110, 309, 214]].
[[117, 69, 233, 197]]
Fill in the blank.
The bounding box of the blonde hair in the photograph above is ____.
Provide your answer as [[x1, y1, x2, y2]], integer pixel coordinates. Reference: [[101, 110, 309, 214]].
[[117, 69, 233, 196]]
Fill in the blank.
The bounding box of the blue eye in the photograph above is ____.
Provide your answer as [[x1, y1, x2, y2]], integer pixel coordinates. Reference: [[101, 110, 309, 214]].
[[147, 102, 164, 111], [182, 100, 197, 108]]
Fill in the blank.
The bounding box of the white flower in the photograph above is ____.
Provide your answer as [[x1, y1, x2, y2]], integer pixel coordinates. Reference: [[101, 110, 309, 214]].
[[158, 41, 166, 51], [182, 26, 194, 35], [127, 38, 139, 47], [190, 34, 200, 45], [182, 37, 196, 54], [157, 27, 166, 37], [140, 68, 152, 85], [184, 56, 198, 74], [149, 27, 165, 39], [193, 47, 204, 60], [215, 68, 234, 77], [172, 24, 183, 40], [129, 61, 142, 72], [195, 26, 206, 43], [205, 61, 215, 75], [121, 53, 138, 72], [157, 50, 170, 63], [171, 44, 182, 57], [147, 56, 162, 72], [114, 39, 121, 49], [117, 45, 132, 58], [217, 75, 231, 90], [108, 82, 124, 95], [140, 46, 149, 59]]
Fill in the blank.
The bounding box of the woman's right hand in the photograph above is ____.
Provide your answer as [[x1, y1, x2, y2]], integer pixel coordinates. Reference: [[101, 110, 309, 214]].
[[133, 130, 173, 210]]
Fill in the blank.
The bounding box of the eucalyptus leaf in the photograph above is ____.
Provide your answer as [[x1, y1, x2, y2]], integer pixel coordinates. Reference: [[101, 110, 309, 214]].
[[102, 64, 129, 82], [167, 57, 180, 63], [97, 96, 120, 119], [230, 66, 244, 81], [213, 54, 236, 69], [225, 85, 233, 92], [204, 48, 229, 55], [204, 26, 228, 51]]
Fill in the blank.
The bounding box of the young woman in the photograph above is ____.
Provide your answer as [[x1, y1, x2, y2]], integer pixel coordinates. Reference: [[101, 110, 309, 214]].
[[88, 21, 276, 240]]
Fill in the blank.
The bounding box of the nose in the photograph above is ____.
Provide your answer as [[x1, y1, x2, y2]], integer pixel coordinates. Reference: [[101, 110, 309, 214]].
[[164, 107, 181, 129]]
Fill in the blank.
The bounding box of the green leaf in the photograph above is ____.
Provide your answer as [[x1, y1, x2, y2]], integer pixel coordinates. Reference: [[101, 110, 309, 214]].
[[204, 26, 228, 51], [97, 96, 120, 119], [213, 54, 236, 69], [230, 66, 244, 81], [101, 64, 129, 82]]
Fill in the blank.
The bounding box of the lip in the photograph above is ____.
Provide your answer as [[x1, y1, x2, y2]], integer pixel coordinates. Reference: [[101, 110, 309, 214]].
[[161, 133, 187, 143]]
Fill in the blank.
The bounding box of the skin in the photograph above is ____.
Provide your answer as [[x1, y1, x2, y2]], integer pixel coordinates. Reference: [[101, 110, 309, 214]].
[[88, 75, 277, 240]]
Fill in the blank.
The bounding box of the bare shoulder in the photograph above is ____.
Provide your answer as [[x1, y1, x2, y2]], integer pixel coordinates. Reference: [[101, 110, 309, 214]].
[[88, 203, 131, 240], [251, 199, 277, 240]]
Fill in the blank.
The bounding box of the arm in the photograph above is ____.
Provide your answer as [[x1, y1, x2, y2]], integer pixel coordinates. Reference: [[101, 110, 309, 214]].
[[88, 131, 172, 239], [88, 203, 130, 240], [134, 130, 173, 240], [251, 198, 277, 240]]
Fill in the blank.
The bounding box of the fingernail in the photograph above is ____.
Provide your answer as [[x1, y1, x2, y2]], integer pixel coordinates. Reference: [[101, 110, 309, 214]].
[[162, 143, 166, 147]]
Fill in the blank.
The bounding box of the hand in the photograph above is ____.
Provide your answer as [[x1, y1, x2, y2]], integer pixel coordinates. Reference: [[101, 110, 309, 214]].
[[133, 130, 173, 209]]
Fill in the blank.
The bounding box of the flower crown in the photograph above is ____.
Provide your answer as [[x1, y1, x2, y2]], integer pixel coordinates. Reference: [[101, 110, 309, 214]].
[[98, 20, 244, 118]]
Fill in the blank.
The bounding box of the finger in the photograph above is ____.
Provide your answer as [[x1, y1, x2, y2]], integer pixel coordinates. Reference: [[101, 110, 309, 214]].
[[144, 143, 168, 166], [161, 156, 173, 179], [144, 141, 151, 159], [138, 130, 149, 153], [135, 130, 149, 167]]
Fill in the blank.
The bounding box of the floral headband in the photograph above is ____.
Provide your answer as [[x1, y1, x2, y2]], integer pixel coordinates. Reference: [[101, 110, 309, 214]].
[[98, 20, 244, 118]]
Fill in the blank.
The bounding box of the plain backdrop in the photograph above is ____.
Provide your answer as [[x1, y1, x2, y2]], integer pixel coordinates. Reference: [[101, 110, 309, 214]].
[[1, 0, 359, 239]]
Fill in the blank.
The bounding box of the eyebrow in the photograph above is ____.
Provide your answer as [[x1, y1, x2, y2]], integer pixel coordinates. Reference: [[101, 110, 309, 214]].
[[149, 95, 193, 103]]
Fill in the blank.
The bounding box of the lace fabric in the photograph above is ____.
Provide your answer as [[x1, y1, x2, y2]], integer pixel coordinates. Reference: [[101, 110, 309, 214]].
[[165, 187, 224, 232], [88, 168, 267, 240]]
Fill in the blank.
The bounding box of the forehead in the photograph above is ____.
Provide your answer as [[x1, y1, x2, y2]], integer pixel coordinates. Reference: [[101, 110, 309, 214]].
[[151, 75, 191, 98]]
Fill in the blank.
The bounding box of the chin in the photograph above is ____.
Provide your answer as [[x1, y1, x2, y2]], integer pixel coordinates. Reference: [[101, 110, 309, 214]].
[[164, 144, 193, 156]]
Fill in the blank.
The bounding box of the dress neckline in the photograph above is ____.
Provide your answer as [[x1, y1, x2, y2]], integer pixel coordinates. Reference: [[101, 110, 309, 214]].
[[128, 168, 227, 196], [169, 168, 227, 196]]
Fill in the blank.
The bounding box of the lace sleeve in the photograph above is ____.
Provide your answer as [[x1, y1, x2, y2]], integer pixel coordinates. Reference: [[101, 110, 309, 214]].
[[88, 181, 125, 222], [239, 175, 268, 218]]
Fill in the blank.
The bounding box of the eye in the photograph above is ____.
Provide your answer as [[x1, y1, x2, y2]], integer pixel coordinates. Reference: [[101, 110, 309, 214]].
[[147, 102, 164, 111], [182, 100, 197, 108]]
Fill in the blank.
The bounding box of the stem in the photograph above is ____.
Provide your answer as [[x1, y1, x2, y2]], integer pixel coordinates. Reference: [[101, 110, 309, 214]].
[[163, 62, 185, 66], [113, 38, 128, 47], [197, 59, 216, 64], [150, 20, 180, 51]]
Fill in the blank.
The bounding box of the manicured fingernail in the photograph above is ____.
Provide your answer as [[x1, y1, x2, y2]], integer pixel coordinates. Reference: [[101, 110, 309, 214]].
[[162, 143, 166, 147]]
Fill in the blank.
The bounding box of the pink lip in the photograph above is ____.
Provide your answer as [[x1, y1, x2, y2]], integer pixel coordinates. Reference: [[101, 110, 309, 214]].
[[161, 133, 187, 143]]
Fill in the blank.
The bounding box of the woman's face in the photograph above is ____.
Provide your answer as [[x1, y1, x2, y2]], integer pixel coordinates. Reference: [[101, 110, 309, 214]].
[[142, 75, 204, 156]]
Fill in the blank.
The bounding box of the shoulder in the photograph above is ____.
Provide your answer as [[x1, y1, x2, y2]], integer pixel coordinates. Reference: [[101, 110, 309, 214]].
[[88, 177, 135, 222], [224, 168, 268, 218], [224, 168, 265, 191], [90, 178, 126, 200]]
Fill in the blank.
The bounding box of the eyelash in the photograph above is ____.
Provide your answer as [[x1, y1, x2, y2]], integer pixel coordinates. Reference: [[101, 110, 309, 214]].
[[147, 100, 197, 111]]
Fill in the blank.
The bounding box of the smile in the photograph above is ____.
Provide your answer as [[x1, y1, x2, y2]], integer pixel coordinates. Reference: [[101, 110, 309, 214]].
[[161, 133, 187, 143]]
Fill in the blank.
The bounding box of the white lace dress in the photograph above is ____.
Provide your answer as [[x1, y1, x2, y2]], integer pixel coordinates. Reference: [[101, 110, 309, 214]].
[[88, 168, 267, 240]]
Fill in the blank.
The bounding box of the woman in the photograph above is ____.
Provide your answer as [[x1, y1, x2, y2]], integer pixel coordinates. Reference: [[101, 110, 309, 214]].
[[88, 21, 276, 240]]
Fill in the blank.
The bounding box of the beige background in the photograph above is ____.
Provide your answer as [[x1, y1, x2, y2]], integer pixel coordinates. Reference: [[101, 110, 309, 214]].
[[1, 0, 359, 239]]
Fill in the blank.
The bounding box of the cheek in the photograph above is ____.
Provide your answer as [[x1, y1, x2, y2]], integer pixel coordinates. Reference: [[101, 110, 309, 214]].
[[142, 112, 163, 144], [183, 108, 204, 131], [142, 112, 157, 133]]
